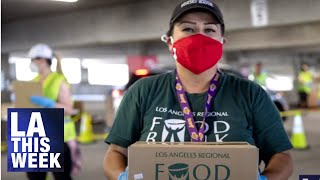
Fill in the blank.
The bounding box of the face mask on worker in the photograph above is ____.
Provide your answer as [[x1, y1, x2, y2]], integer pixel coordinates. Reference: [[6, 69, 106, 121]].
[[170, 34, 223, 74], [29, 63, 39, 73]]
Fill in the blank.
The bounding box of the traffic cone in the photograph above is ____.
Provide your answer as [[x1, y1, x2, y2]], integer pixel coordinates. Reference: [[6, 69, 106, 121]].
[[1, 143, 7, 152], [77, 112, 94, 144], [290, 111, 309, 150]]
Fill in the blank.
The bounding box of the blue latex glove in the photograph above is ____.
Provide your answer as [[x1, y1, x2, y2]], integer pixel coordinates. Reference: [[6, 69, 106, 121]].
[[118, 167, 128, 180], [30, 96, 56, 108], [258, 174, 267, 180]]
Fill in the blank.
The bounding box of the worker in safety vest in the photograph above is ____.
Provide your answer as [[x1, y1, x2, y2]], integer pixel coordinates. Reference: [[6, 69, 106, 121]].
[[27, 44, 81, 180], [297, 63, 313, 108], [253, 62, 267, 87]]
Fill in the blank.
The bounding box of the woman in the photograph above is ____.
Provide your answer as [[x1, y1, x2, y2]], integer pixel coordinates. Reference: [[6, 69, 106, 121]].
[[103, 1, 293, 180], [27, 44, 80, 180]]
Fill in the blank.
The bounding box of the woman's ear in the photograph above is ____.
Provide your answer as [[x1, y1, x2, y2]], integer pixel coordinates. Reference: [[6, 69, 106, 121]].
[[222, 37, 227, 44], [161, 35, 173, 51]]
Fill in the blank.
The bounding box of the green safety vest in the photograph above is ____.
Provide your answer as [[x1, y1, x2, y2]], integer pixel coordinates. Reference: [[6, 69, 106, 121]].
[[298, 71, 313, 94], [254, 72, 267, 86], [33, 72, 76, 142]]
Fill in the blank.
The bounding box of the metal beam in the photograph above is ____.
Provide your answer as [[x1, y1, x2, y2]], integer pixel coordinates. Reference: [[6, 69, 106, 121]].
[[2, 0, 320, 53], [224, 21, 320, 51]]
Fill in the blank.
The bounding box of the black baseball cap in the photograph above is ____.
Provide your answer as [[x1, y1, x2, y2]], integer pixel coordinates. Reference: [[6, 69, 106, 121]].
[[170, 0, 224, 31]]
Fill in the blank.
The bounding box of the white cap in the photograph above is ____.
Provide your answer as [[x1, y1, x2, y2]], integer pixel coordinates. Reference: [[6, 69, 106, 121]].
[[28, 43, 53, 59]]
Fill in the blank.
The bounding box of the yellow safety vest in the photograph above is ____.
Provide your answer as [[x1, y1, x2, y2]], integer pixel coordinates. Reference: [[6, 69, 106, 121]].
[[254, 72, 267, 86], [298, 71, 313, 94], [33, 72, 76, 142]]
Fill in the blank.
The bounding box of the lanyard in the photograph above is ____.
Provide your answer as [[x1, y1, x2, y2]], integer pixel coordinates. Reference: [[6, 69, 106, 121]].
[[175, 70, 220, 142]]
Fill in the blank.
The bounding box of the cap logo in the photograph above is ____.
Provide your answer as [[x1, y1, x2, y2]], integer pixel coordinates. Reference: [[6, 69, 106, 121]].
[[181, 0, 213, 8]]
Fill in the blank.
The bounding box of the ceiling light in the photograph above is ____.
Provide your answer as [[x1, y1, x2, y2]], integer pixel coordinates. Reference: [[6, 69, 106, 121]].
[[50, 0, 78, 2]]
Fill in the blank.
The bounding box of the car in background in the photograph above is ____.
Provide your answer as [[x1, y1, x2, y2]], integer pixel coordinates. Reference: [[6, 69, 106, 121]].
[[110, 65, 289, 122], [219, 64, 289, 121]]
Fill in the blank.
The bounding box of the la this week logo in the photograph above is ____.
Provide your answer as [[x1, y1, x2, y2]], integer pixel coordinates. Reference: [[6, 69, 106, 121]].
[[7, 108, 64, 172]]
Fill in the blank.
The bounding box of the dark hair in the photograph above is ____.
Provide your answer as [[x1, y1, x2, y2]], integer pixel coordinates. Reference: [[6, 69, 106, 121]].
[[166, 9, 225, 37], [46, 59, 52, 66], [32, 57, 52, 66]]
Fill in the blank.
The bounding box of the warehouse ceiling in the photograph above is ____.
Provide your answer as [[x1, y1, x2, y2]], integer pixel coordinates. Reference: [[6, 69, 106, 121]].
[[2, 0, 139, 23]]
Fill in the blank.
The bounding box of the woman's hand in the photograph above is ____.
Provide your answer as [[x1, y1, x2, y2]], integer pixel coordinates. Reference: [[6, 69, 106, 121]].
[[30, 96, 55, 108], [259, 174, 268, 180], [118, 167, 128, 180]]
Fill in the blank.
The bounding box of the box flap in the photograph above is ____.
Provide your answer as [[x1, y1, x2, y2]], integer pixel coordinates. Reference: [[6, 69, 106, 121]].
[[130, 141, 257, 149]]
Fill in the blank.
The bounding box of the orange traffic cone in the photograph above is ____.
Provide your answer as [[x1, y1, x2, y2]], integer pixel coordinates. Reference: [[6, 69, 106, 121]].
[[77, 112, 94, 144], [290, 111, 309, 150]]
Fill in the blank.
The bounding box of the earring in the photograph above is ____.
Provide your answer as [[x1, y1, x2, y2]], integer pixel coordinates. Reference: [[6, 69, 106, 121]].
[[161, 35, 168, 43]]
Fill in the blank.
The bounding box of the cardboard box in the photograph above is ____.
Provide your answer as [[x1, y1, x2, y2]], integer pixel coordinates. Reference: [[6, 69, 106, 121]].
[[128, 142, 258, 180], [308, 82, 320, 108], [1, 103, 14, 121], [12, 81, 42, 108]]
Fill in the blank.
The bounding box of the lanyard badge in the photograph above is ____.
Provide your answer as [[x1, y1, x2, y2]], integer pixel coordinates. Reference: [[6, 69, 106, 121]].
[[175, 70, 220, 142]]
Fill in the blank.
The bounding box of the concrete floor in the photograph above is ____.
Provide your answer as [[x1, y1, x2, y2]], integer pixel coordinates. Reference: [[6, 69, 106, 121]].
[[1, 111, 320, 180]]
